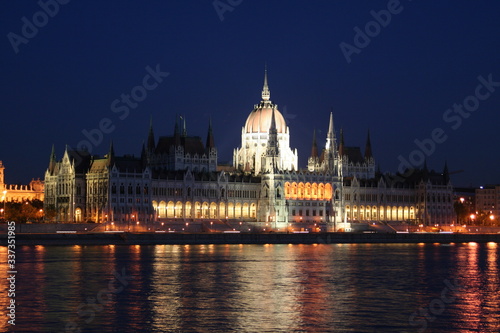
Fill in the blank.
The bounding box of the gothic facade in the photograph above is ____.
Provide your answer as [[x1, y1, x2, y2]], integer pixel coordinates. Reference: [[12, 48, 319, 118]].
[[43, 71, 454, 228]]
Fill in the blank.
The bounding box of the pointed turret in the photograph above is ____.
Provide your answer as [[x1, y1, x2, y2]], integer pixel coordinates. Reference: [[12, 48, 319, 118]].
[[206, 117, 215, 150], [308, 129, 320, 172], [147, 116, 155, 151], [174, 115, 181, 146], [141, 141, 146, 158], [443, 161, 450, 184], [261, 67, 270, 101], [106, 141, 115, 167], [268, 108, 279, 149], [48, 144, 57, 174], [325, 111, 336, 151], [263, 108, 280, 172], [310, 129, 318, 158], [338, 128, 345, 157], [182, 115, 187, 137], [365, 130, 373, 159]]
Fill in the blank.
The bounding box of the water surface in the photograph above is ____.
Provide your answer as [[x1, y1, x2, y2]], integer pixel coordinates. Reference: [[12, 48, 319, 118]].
[[1, 242, 499, 332]]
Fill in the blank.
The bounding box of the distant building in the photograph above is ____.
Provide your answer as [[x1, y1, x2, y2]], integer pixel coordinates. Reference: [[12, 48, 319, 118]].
[[0, 160, 44, 202], [43, 71, 455, 227], [475, 185, 500, 221]]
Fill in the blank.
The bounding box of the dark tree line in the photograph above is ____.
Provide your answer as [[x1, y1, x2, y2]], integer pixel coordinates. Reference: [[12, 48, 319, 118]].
[[0, 199, 47, 223]]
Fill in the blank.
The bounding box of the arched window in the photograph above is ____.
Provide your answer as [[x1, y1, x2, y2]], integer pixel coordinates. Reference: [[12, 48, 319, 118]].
[[324, 184, 333, 200], [298, 183, 305, 199]]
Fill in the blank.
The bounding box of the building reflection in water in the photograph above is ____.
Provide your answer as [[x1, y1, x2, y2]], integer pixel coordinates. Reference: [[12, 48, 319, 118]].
[[2, 242, 500, 332]]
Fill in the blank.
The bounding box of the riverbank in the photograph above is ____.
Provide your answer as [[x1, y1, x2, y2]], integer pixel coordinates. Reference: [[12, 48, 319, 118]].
[[2, 231, 500, 246]]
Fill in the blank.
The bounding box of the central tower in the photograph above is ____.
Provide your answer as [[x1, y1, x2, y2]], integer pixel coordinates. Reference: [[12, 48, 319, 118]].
[[233, 70, 298, 174]]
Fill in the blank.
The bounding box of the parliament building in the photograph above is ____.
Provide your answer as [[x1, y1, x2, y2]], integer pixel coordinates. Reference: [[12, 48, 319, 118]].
[[44, 71, 454, 230]]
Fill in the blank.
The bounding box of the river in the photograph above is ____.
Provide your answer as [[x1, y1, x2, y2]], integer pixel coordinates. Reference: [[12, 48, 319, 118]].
[[1, 242, 499, 332]]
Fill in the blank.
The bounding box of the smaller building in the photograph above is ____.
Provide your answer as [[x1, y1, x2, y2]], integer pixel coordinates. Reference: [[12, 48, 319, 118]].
[[0, 160, 44, 202], [475, 185, 500, 224]]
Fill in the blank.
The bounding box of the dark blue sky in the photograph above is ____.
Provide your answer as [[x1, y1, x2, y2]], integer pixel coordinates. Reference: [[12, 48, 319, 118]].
[[1, 1, 499, 187]]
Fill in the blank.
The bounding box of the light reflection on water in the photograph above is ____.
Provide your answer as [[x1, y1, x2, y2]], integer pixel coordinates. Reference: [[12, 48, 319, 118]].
[[1, 243, 499, 332]]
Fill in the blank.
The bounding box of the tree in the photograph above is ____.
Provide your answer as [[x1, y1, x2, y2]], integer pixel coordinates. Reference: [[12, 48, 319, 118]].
[[453, 201, 467, 224], [4, 200, 48, 223], [43, 204, 57, 223]]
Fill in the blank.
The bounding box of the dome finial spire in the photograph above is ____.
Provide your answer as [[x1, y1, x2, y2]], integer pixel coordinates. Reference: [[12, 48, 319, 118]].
[[262, 64, 270, 101]]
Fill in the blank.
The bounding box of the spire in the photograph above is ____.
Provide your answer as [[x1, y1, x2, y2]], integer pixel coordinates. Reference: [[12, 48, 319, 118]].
[[269, 107, 278, 138], [443, 160, 450, 184], [174, 115, 181, 146], [182, 115, 187, 137], [141, 141, 146, 158], [140, 141, 148, 167], [49, 144, 57, 174], [338, 128, 345, 157], [206, 117, 215, 149], [261, 66, 270, 101], [267, 108, 279, 151], [310, 129, 318, 158], [147, 115, 155, 151], [264, 108, 279, 172], [106, 141, 115, 167], [325, 111, 336, 150], [365, 129, 373, 159]]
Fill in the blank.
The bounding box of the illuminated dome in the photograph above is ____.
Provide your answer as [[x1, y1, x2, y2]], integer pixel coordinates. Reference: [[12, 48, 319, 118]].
[[244, 69, 287, 133], [233, 69, 298, 174], [244, 106, 287, 133]]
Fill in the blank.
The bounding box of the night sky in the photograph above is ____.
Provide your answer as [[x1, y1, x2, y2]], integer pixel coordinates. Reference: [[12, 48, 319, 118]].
[[1, 1, 499, 187]]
